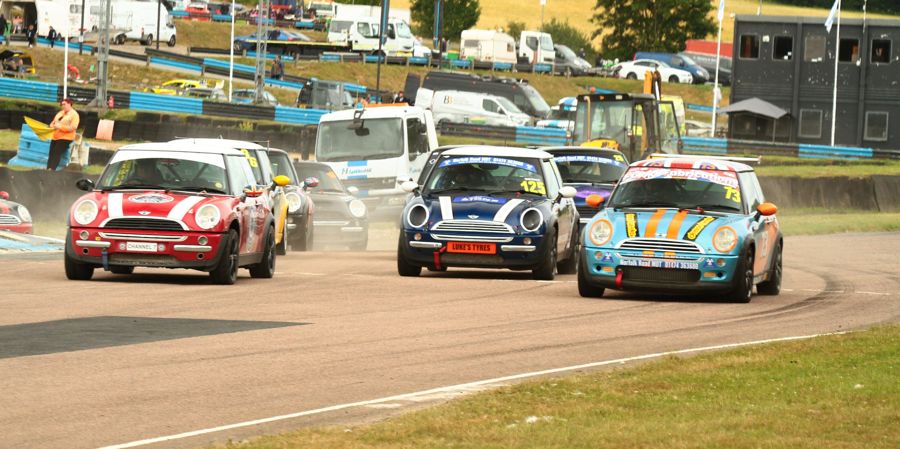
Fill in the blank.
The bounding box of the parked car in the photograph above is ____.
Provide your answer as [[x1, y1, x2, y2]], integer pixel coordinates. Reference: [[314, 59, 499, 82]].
[[185, 2, 211, 21], [543, 147, 628, 232], [267, 149, 316, 251], [416, 88, 532, 127], [635, 52, 710, 84], [553, 44, 592, 76], [65, 141, 289, 283], [397, 146, 580, 280], [0, 50, 35, 76], [233, 29, 311, 52], [0, 191, 32, 234], [680, 51, 731, 86], [144, 79, 223, 96], [184, 87, 227, 101], [231, 89, 280, 106], [293, 160, 369, 251], [612, 59, 693, 84], [685, 119, 714, 137], [577, 156, 782, 303]]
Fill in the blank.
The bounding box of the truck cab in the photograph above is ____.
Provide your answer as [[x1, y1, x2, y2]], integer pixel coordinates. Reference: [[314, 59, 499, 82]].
[[518, 31, 554, 65], [315, 105, 439, 218]]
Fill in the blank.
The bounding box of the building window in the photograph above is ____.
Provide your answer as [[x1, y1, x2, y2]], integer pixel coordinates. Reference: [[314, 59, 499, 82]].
[[839, 38, 859, 62], [799, 109, 823, 138], [740, 35, 759, 59], [773, 36, 793, 60], [864, 112, 889, 141], [872, 39, 891, 63], [805, 35, 826, 62]]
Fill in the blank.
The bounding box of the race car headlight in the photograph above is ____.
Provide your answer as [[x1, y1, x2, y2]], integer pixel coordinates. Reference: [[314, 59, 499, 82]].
[[520, 208, 543, 233], [406, 204, 428, 228], [73, 200, 98, 225], [348, 199, 367, 218], [589, 219, 613, 246], [712, 226, 738, 253], [195, 204, 221, 230], [286, 192, 303, 213], [17, 205, 32, 223]]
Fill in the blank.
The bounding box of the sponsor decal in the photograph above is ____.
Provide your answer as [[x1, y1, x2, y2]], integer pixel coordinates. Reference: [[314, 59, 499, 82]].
[[453, 196, 508, 205], [601, 253, 614, 263], [340, 165, 373, 177], [703, 258, 716, 268], [555, 155, 627, 167], [620, 258, 699, 270], [438, 157, 537, 173], [683, 216, 717, 241], [625, 213, 639, 238], [129, 193, 175, 204], [620, 167, 739, 189]]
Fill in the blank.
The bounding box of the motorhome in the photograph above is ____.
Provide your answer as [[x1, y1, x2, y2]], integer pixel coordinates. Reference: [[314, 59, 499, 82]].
[[315, 105, 438, 217], [459, 29, 517, 64], [416, 88, 531, 127], [518, 30, 554, 65], [327, 15, 415, 56]]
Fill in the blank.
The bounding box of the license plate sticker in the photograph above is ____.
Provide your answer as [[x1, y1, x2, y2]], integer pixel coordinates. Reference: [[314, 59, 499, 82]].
[[125, 241, 159, 252], [620, 259, 698, 270], [447, 242, 496, 254]]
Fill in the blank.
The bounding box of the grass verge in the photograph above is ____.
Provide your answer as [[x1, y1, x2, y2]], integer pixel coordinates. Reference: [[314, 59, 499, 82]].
[[777, 209, 900, 236], [212, 325, 899, 449]]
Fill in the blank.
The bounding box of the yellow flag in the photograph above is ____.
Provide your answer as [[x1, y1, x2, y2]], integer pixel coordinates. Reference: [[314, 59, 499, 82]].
[[24, 116, 55, 141]]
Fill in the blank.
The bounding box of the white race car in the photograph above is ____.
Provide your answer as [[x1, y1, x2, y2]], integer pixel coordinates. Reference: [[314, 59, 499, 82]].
[[612, 59, 694, 84]]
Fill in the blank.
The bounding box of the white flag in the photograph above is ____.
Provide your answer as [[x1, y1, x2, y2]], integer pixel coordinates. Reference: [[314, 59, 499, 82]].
[[717, 0, 725, 22], [825, 0, 839, 33]]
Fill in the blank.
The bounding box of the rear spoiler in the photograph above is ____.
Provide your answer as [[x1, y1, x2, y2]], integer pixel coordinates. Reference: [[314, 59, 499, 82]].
[[648, 153, 761, 164]]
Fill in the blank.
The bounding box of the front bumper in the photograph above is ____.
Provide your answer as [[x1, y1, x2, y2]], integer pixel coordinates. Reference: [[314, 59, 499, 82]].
[[581, 246, 739, 293], [0, 223, 33, 234], [400, 229, 549, 269], [67, 227, 227, 271]]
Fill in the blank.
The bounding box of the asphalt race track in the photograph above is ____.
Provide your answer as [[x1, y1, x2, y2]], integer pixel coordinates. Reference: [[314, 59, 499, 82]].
[[1, 232, 898, 449]]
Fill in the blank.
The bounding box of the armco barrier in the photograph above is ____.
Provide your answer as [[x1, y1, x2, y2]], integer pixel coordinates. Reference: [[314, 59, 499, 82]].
[[682, 136, 728, 155], [8, 124, 70, 170], [203, 58, 255, 73], [149, 56, 202, 73], [0, 78, 58, 103], [129, 92, 203, 115], [265, 78, 304, 90], [274, 107, 327, 125], [515, 126, 567, 146], [798, 143, 873, 159]]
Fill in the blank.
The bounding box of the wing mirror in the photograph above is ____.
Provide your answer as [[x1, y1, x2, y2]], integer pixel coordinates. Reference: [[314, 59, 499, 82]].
[[558, 186, 577, 199], [75, 179, 95, 191], [400, 181, 419, 193], [585, 194, 606, 208], [757, 202, 778, 217], [303, 176, 320, 189], [347, 186, 359, 196], [273, 175, 291, 187]]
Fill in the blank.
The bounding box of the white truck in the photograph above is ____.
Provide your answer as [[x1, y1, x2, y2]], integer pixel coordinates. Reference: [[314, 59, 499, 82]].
[[106, 0, 177, 46], [315, 105, 439, 217], [459, 29, 517, 64], [327, 15, 415, 56], [416, 88, 531, 128], [517, 30, 555, 65]]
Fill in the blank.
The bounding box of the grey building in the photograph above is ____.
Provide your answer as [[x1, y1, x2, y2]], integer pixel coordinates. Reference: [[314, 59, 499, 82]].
[[729, 15, 900, 149]]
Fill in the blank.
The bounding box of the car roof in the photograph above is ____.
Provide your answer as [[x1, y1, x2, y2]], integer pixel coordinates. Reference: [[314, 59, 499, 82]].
[[168, 138, 267, 150], [320, 105, 425, 120], [442, 145, 553, 160], [117, 142, 246, 156], [542, 146, 626, 157], [631, 157, 754, 172]]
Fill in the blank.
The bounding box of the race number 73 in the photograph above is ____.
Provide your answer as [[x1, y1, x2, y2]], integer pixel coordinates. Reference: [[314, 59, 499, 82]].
[[724, 186, 741, 203], [520, 179, 546, 195]]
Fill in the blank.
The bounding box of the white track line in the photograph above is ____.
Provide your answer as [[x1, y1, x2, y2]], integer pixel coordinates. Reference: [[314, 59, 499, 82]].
[[97, 331, 846, 449]]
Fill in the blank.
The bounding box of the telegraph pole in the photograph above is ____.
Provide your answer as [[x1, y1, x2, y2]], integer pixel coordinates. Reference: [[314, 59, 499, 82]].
[[375, 0, 390, 96], [254, 0, 270, 104], [156, 0, 161, 50]]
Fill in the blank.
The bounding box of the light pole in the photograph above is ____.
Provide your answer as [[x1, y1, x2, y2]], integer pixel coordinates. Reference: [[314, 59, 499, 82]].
[[156, 0, 161, 50], [229, 0, 236, 101], [63, 0, 71, 99], [540, 0, 546, 30]]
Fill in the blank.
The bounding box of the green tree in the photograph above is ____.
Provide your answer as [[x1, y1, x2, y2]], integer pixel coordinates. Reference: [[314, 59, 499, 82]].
[[506, 20, 526, 40], [541, 18, 596, 63], [592, 0, 716, 61], [410, 0, 481, 40]]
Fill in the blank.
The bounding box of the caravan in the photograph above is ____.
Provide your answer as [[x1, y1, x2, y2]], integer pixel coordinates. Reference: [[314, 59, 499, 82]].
[[327, 16, 415, 56], [459, 29, 516, 64]]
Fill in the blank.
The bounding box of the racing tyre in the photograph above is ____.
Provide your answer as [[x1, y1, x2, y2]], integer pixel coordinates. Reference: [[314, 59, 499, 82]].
[[532, 230, 558, 281], [109, 266, 134, 275], [143, 34, 153, 46], [397, 235, 422, 277], [249, 227, 276, 279], [210, 229, 239, 285], [167, 35, 176, 47], [757, 242, 782, 295], [578, 254, 605, 298], [556, 230, 579, 275], [64, 237, 94, 281], [626, 72, 637, 80], [668, 75, 679, 83], [726, 248, 754, 303]]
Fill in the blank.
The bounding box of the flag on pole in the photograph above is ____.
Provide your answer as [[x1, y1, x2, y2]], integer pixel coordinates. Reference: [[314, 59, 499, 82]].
[[825, 0, 839, 33], [717, 0, 725, 22]]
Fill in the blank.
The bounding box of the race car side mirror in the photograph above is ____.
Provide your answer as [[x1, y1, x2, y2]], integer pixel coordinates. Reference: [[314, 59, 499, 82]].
[[303, 177, 319, 189], [75, 179, 94, 191], [757, 202, 778, 217], [400, 181, 419, 194], [558, 186, 577, 200], [585, 194, 605, 208], [273, 175, 291, 187], [243, 189, 264, 198]]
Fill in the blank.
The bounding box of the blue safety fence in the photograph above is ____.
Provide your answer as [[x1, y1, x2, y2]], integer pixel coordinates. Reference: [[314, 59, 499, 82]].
[[171, 10, 189, 18], [449, 59, 472, 69], [294, 21, 316, 29], [212, 14, 232, 22], [687, 104, 715, 112], [265, 78, 304, 90], [8, 124, 70, 170], [149, 56, 202, 73], [129, 91, 204, 115], [681, 136, 728, 155], [274, 106, 327, 125], [799, 143, 873, 159], [409, 56, 430, 66], [343, 83, 366, 94], [0, 78, 58, 103], [203, 57, 255, 73], [515, 126, 567, 146], [36, 36, 95, 52], [246, 51, 295, 61]]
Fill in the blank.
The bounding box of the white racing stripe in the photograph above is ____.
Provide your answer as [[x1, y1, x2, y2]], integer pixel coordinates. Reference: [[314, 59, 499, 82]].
[[167, 196, 205, 221], [493, 198, 524, 222], [107, 193, 124, 219], [439, 196, 453, 220], [94, 331, 845, 449]]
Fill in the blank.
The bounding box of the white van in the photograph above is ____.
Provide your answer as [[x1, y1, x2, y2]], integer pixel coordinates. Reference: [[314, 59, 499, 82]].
[[518, 30, 555, 64], [416, 88, 532, 128], [459, 29, 517, 64], [327, 16, 415, 56]]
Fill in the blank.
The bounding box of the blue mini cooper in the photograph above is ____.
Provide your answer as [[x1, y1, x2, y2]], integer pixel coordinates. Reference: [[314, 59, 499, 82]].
[[397, 146, 580, 280], [577, 157, 782, 303]]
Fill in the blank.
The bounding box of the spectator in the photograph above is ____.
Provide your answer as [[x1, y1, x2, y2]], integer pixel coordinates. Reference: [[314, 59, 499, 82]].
[[2, 16, 9, 45], [48, 98, 80, 171], [48, 26, 57, 48], [12, 15, 21, 34], [16, 56, 25, 78], [25, 24, 35, 48], [578, 48, 586, 59], [271, 55, 284, 80], [393, 90, 407, 103], [0, 15, 6, 45]]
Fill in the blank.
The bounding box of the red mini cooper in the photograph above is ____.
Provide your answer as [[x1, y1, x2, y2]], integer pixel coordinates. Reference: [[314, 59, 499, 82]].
[[65, 142, 289, 284]]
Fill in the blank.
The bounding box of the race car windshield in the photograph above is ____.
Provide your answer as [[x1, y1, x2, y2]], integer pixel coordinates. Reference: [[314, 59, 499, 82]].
[[316, 118, 403, 162], [554, 154, 627, 184], [295, 165, 345, 193], [608, 168, 743, 212], [98, 151, 229, 194], [425, 156, 548, 197]]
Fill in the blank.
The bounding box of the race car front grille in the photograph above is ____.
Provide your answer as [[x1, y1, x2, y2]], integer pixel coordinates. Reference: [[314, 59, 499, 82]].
[[104, 218, 185, 231], [341, 177, 396, 190], [617, 238, 703, 254], [576, 205, 598, 220], [0, 214, 21, 225], [432, 220, 513, 234], [622, 266, 700, 284]]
